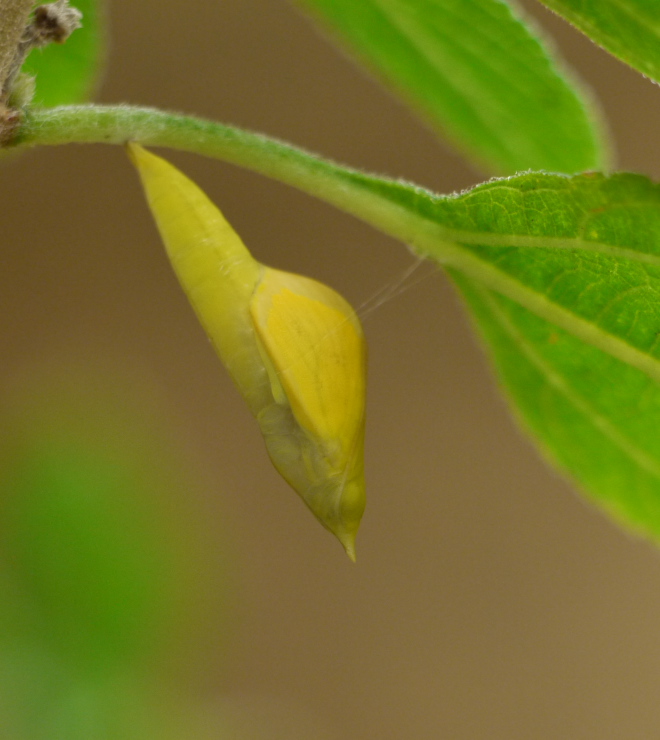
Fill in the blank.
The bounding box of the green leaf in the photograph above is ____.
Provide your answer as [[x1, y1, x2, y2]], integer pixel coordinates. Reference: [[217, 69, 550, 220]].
[[0, 366, 210, 676], [4, 444, 173, 671], [422, 172, 660, 541], [295, 0, 608, 174], [537, 0, 660, 85], [22, 0, 106, 106], [453, 272, 660, 538]]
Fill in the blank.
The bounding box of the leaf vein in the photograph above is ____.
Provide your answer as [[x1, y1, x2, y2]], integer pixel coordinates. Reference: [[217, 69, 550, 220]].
[[476, 284, 660, 481]]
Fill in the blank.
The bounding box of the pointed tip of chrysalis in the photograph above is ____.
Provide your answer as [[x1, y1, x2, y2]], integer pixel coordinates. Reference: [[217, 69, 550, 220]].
[[338, 532, 357, 563], [330, 478, 364, 563], [331, 527, 357, 563]]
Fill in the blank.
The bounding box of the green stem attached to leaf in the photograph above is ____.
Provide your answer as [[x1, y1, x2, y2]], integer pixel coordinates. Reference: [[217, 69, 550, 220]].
[[11, 103, 660, 390]]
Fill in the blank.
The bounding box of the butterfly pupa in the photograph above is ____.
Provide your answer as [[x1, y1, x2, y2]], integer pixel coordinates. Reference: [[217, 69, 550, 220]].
[[127, 144, 367, 560]]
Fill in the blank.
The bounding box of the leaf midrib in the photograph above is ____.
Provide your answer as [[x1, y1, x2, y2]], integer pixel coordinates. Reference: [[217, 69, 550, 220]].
[[418, 227, 660, 268], [436, 243, 660, 385]]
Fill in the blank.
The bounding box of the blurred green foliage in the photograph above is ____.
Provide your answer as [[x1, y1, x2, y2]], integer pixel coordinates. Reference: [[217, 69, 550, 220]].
[[0, 362, 235, 738]]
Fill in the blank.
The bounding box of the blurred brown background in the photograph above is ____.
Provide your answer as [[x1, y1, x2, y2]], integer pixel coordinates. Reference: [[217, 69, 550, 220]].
[[3, 0, 660, 737]]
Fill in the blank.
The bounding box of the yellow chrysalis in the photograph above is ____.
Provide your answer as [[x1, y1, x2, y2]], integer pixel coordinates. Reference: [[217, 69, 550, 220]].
[[127, 144, 366, 560]]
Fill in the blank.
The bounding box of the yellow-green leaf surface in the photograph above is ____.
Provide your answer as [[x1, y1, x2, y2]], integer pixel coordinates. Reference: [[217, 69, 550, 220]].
[[295, 0, 607, 174], [538, 0, 660, 84], [22, 0, 106, 106]]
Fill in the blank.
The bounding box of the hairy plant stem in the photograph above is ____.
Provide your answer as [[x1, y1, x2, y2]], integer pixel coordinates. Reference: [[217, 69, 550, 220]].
[[12, 104, 454, 257]]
